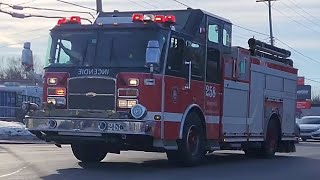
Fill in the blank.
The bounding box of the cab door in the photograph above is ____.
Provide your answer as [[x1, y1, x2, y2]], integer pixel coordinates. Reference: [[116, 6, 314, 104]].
[[204, 17, 224, 140], [163, 33, 205, 141]]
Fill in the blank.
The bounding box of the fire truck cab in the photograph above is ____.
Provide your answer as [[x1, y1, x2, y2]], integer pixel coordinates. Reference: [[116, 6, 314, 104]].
[[24, 8, 297, 166]]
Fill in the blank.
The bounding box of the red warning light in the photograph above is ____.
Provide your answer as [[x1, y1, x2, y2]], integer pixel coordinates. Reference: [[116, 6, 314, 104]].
[[164, 15, 176, 23], [155, 15, 165, 23], [132, 13, 144, 22]]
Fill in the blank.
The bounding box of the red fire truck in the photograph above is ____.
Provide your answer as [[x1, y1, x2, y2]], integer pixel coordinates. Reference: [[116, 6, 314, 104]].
[[23, 8, 298, 166]]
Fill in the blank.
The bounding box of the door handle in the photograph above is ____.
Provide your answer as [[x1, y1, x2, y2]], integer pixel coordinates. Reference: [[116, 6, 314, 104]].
[[184, 61, 192, 90]]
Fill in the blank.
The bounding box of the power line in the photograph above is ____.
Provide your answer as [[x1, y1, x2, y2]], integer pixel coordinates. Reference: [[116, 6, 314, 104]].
[[233, 24, 270, 37], [3, 26, 52, 37], [0, 34, 48, 49], [56, 0, 96, 11], [171, 0, 191, 8], [127, 0, 149, 9], [1, 0, 38, 10], [141, 1, 159, 9], [272, 6, 320, 34], [1, 2, 95, 19], [305, 78, 320, 84], [279, 1, 320, 28], [275, 38, 320, 65], [285, 0, 320, 25]]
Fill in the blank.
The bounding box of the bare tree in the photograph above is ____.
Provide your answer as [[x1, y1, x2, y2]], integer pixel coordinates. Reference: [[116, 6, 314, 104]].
[[3, 57, 27, 80], [311, 95, 320, 105], [0, 56, 44, 81]]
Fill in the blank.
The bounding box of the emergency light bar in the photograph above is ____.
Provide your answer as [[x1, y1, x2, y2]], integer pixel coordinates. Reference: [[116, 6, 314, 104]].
[[132, 13, 176, 24], [57, 16, 81, 25]]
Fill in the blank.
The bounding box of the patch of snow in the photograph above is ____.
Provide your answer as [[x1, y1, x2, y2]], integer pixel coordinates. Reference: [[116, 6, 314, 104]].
[[0, 121, 35, 139]]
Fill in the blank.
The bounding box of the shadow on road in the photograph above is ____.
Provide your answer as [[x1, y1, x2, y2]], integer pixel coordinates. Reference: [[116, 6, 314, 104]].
[[40, 152, 320, 180]]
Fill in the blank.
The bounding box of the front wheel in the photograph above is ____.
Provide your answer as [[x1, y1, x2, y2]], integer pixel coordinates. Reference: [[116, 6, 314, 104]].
[[71, 142, 108, 163], [166, 112, 206, 166]]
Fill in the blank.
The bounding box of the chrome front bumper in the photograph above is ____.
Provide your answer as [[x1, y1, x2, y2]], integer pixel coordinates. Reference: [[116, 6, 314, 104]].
[[26, 116, 155, 136]]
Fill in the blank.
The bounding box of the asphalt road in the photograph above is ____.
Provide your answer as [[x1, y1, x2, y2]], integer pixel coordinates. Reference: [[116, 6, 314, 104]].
[[0, 142, 319, 180]]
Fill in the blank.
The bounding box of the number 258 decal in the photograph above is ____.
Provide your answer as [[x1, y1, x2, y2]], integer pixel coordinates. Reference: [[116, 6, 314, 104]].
[[205, 85, 216, 98]]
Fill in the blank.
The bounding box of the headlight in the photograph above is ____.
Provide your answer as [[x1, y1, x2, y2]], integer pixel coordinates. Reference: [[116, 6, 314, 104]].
[[128, 78, 139, 86], [47, 78, 58, 85], [47, 97, 66, 106], [118, 99, 138, 108], [130, 104, 147, 119]]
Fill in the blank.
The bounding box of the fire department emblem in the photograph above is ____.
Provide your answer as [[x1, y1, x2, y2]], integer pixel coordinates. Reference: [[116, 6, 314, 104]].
[[86, 92, 97, 98], [172, 88, 178, 103]]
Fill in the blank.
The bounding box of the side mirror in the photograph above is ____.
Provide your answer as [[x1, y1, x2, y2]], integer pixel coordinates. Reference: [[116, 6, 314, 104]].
[[21, 42, 34, 72], [146, 40, 161, 73]]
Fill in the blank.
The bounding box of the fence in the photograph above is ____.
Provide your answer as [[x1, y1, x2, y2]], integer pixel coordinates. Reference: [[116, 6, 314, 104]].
[[0, 90, 41, 122]]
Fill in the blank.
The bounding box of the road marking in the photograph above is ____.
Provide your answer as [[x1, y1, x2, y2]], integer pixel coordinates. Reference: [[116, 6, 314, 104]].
[[0, 164, 29, 178]]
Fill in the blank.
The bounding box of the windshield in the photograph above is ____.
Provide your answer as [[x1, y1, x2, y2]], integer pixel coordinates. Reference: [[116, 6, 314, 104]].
[[299, 117, 320, 125], [46, 28, 167, 69]]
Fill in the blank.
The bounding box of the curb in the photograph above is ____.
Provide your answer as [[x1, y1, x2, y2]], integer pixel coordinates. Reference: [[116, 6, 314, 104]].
[[0, 139, 45, 145], [0, 138, 47, 144]]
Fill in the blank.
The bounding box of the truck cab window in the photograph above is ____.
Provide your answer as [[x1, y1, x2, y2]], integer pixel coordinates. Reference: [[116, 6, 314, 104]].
[[223, 29, 231, 47], [56, 40, 72, 64], [223, 25, 232, 47], [206, 48, 220, 83], [208, 25, 220, 43], [185, 41, 204, 79], [167, 37, 185, 72]]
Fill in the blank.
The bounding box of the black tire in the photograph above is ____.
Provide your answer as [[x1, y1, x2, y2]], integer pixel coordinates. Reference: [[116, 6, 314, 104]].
[[301, 138, 307, 142], [261, 119, 280, 158], [166, 112, 206, 166], [244, 149, 262, 158], [71, 142, 108, 163]]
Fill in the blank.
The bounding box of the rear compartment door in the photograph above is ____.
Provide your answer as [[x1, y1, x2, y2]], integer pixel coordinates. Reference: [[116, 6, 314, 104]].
[[222, 49, 250, 139]]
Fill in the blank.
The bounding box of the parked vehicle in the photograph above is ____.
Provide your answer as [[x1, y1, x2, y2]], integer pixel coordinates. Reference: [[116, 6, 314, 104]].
[[311, 129, 320, 140], [297, 116, 320, 141]]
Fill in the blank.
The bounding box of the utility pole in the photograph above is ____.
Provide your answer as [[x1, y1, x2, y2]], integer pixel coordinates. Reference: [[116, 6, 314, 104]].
[[257, 0, 276, 46], [96, 0, 103, 13]]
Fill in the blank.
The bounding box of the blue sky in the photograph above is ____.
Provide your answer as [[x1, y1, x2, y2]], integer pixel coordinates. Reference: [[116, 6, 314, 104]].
[[0, 0, 319, 94]]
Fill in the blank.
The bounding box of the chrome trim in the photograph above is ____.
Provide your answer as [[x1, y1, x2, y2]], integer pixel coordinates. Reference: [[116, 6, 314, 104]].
[[117, 88, 139, 98], [161, 30, 172, 140], [26, 117, 155, 135], [67, 76, 117, 110], [179, 104, 205, 139], [117, 99, 139, 109], [69, 93, 115, 96]]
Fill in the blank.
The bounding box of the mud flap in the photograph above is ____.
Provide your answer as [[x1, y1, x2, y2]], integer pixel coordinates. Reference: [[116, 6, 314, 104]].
[[277, 141, 296, 153]]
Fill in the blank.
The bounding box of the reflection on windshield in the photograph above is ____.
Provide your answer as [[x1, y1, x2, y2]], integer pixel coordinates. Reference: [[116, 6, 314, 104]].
[[46, 29, 167, 68], [47, 32, 96, 67], [95, 30, 166, 68]]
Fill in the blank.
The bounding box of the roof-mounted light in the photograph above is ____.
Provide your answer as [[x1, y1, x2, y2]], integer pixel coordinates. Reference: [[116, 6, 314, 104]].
[[70, 16, 81, 24], [57, 16, 81, 25], [132, 13, 144, 22], [155, 15, 165, 23], [132, 13, 176, 25], [164, 15, 176, 24], [143, 14, 155, 22]]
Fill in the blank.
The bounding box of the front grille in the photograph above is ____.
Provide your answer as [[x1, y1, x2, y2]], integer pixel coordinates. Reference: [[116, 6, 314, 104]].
[[68, 77, 116, 110], [301, 129, 317, 133]]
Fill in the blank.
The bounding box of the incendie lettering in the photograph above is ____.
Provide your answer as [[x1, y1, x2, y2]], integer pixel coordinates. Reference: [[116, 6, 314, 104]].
[[78, 69, 110, 76]]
